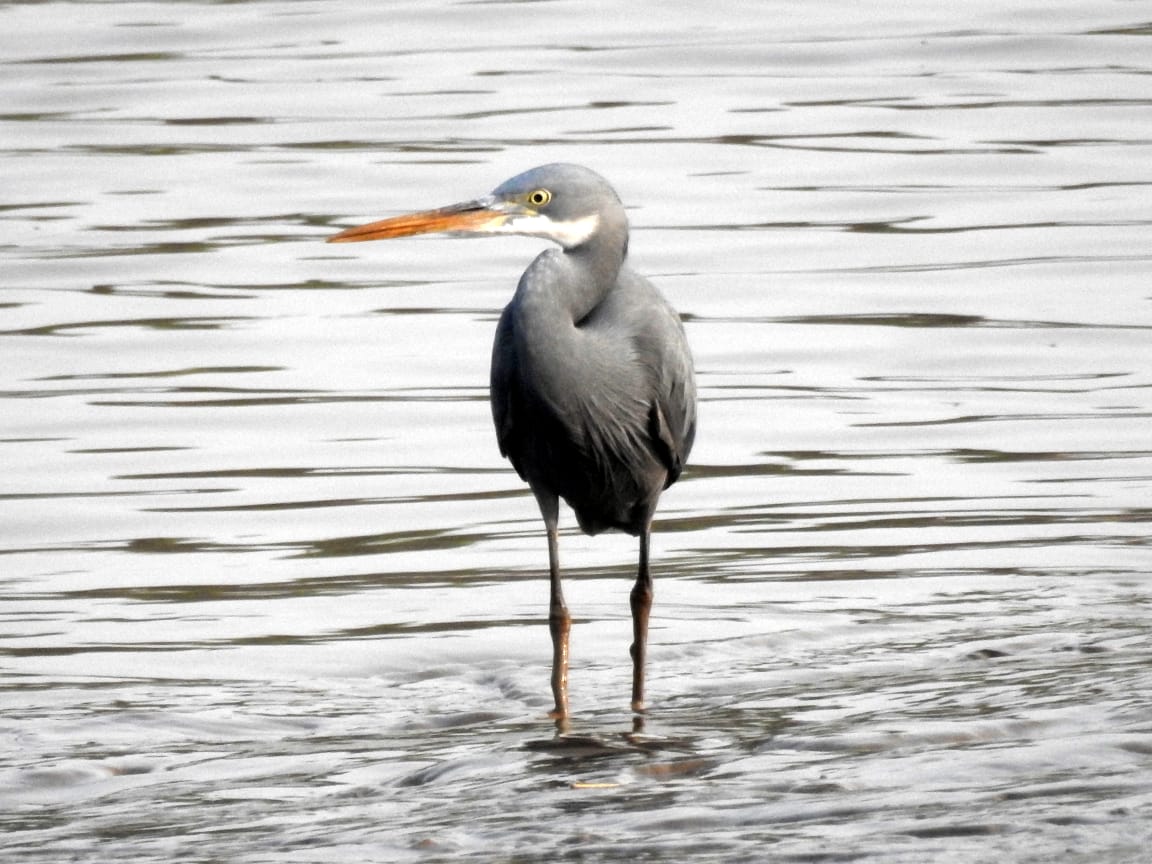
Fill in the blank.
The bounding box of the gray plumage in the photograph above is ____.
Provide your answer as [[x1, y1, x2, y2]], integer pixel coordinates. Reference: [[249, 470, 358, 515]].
[[329, 163, 696, 721], [489, 165, 695, 536]]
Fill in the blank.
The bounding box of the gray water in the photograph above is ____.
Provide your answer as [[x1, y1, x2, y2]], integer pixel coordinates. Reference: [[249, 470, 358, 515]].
[[3, 1, 1152, 861]]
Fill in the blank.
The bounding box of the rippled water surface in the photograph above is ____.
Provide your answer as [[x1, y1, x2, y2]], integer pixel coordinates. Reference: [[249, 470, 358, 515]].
[[3, 1, 1152, 861]]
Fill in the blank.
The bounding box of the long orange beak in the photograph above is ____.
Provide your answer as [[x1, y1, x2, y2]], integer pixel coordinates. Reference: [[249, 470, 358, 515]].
[[327, 199, 509, 243]]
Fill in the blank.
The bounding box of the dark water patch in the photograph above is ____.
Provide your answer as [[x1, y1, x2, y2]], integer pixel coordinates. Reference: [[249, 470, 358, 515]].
[[92, 213, 330, 233], [118, 464, 503, 482], [162, 116, 272, 126], [855, 411, 1152, 428], [39, 366, 284, 381], [145, 487, 523, 513], [2, 317, 249, 337], [946, 447, 1152, 464], [14, 51, 182, 65], [77, 383, 488, 409]]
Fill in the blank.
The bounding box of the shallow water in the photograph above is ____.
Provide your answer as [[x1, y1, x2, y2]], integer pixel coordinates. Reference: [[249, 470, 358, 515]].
[[3, 1, 1152, 861]]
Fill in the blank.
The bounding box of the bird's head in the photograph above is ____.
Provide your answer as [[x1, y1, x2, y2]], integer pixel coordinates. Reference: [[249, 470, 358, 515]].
[[328, 163, 625, 252]]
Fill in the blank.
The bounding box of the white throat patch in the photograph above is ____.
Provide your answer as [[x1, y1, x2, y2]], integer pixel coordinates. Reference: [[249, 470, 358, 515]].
[[493, 212, 601, 249]]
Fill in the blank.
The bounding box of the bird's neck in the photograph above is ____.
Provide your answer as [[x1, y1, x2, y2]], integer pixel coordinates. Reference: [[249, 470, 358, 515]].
[[515, 213, 628, 323], [512, 247, 618, 330], [571, 247, 623, 304]]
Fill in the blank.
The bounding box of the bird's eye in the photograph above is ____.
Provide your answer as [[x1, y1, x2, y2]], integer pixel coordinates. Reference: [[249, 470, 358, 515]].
[[527, 189, 552, 207]]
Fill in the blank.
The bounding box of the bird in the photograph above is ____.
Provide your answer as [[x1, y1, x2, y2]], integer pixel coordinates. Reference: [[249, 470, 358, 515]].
[[328, 163, 696, 721]]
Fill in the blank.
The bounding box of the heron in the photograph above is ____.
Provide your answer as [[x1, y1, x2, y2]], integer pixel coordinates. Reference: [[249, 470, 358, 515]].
[[328, 163, 696, 720]]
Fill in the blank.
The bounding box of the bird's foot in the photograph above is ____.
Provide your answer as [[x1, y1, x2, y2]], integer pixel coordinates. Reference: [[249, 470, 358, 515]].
[[548, 707, 571, 735]]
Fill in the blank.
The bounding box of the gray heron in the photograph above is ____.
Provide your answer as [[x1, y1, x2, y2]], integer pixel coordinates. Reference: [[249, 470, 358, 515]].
[[329, 163, 696, 720]]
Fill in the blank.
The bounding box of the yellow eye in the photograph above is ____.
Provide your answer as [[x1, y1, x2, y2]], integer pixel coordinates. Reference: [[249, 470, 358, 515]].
[[527, 189, 551, 207]]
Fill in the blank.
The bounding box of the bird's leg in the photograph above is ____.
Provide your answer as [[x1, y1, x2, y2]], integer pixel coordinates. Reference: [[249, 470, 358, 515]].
[[630, 527, 654, 714], [547, 524, 571, 725], [538, 495, 571, 725]]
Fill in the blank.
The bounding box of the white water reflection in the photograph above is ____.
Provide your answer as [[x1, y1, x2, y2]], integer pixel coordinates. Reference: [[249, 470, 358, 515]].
[[3, 1, 1152, 861]]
